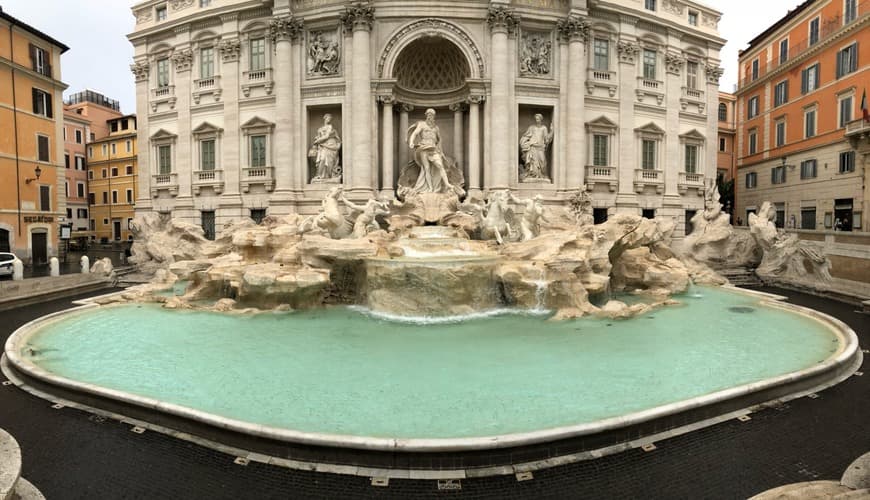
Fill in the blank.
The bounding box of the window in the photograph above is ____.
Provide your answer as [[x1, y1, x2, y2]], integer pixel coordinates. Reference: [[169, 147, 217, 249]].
[[593, 135, 608, 166], [836, 43, 858, 78], [686, 61, 698, 89], [88, 171, 93, 180], [250, 135, 266, 167], [800, 159, 817, 179], [126, 189, 134, 203], [644, 0, 656, 10], [200, 47, 215, 79], [66, 208, 72, 219], [751, 59, 759, 81], [65, 153, 70, 169], [801, 208, 816, 230], [88, 146, 93, 158], [111, 121, 118, 133], [111, 167, 118, 177], [719, 137, 726, 152], [593, 39, 609, 71], [158, 145, 172, 174], [718, 103, 727, 121], [102, 144, 107, 156], [111, 143, 116, 155], [126, 165, 133, 175], [749, 129, 757, 155], [63, 128, 67, 141], [643, 49, 656, 80], [30, 44, 50, 76], [809, 17, 819, 46], [37, 135, 49, 162], [805, 109, 816, 138], [201, 211, 216, 241], [101, 168, 107, 178], [77, 209, 88, 219], [112, 191, 118, 204], [593, 208, 609, 224], [745, 172, 757, 188], [121, 119, 129, 130], [157, 58, 170, 87], [771, 166, 787, 184], [747, 96, 759, 119], [102, 218, 108, 225], [840, 151, 856, 173], [39, 186, 50, 211], [201, 139, 216, 170], [839, 96, 853, 128], [684, 145, 698, 173], [126, 140, 132, 152], [77, 183, 85, 197], [779, 39, 788, 65], [250, 209, 266, 224], [775, 120, 786, 147], [845, 0, 858, 24], [688, 11, 698, 26], [32, 88, 52, 117], [200, 0, 211, 6], [75, 129, 82, 144], [642, 140, 656, 169], [774, 81, 788, 107], [102, 192, 108, 204], [75, 156, 85, 171], [642, 209, 656, 219], [156, 5, 167, 21], [65, 183, 69, 197], [88, 193, 95, 205], [90, 132, 95, 141], [250, 38, 266, 72]]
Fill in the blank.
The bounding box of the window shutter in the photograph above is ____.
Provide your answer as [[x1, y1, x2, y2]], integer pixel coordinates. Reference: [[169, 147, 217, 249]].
[[814, 65, 820, 89], [31, 88, 38, 113], [46, 92, 53, 118], [852, 43, 859, 72], [801, 69, 807, 94], [836, 52, 842, 78], [28, 44, 36, 70]]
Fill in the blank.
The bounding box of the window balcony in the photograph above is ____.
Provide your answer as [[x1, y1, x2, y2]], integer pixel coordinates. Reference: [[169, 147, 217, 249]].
[[678, 172, 705, 195], [633, 168, 663, 193], [241, 166, 275, 193], [151, 172, 178, 197], [585, 68, 617, 97], [193, 75, 222, 104], [584, 165, 618, 192], [242, 68, 274, 97], [680, 86, 706, 112], [192, 169, 225, 195], [150, 85, 176, 112], [635, 77, 664, 105]]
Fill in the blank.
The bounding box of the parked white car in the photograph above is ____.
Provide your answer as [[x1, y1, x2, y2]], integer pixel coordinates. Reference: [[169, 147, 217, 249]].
[[0, 252, 16, 277]]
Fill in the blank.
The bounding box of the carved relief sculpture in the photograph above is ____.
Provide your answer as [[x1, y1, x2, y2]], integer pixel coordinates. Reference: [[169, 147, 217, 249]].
[[520, 32, 551, 76], [309, 114, 342, 183], [662, 0, 684, 15], [134, 8, 153, 24], [508, 192, 549, 241], [519, 113, 554, 182], [307, 30, 341, 76]]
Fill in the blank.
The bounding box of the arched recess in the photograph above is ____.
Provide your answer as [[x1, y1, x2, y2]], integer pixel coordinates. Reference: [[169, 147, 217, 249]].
[[377, 18, 485, 80]]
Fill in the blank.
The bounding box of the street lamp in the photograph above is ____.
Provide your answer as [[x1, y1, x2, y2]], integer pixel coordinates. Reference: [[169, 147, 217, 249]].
[[24, 165, 42, 184]]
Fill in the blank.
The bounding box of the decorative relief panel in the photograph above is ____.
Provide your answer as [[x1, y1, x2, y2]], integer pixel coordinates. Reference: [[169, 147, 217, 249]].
[[293, 0, 345, 9], [520, 31, 552, 77], [134, 9, 152, 25], [307, 29, 341, 77], [170, 0, 195, 11], [662, 0, 684, 16], [511, 0, 568, 8], [701, 13, 720, 29]]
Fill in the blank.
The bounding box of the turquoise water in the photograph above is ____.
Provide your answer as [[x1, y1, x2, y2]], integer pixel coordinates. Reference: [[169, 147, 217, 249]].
[[22, 287, 837, 439]]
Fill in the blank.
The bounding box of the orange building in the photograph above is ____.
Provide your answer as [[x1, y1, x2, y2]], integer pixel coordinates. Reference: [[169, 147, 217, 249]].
[[87, 115, 138, 242], [0, 7, 68, 263], [735, 0, 868, 232], [63, 105, 90, 234], [717, 92, 737, 183]]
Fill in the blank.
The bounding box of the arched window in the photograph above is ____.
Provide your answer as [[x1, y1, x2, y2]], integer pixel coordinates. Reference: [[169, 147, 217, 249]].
[[718, 103, 728, 121]]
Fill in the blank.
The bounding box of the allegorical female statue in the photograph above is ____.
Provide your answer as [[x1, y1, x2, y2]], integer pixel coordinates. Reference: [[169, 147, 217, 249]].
[[309, 113, 341, 183], [519, 113, 554, 182]]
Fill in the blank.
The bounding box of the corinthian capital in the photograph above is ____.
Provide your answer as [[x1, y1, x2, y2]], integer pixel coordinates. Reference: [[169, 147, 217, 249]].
[[557, 15, 589, 43], [340, 1, 375, 33], [270, 15, 304, 44], [706, 65, 724, 84], [617, 40, 640, 64], [218, 38, 241, 63], [171, 48, 193, 72], [130, 61, 150, 82], [486, 5, 518, 35], [665, 52, 686, 75]]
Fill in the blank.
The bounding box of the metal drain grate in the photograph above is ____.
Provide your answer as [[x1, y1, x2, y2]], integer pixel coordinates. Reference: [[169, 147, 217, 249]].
[[437, 479, 461, 491], [516, 471, 534, 482], [371, 477, 389, 487], [51, 403, 64, 409], [807, 393, 819, 399], [737, 415, 752, 422], [641, 443, 657, 452], [131, 426, 146, 434], [233, 457, 249, 466]]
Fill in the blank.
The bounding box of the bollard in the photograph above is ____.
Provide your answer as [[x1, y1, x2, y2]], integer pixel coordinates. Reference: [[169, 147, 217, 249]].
[[12, 259, 23, 281], [80, 255, 90, 274], [49, 257, 60, 277]]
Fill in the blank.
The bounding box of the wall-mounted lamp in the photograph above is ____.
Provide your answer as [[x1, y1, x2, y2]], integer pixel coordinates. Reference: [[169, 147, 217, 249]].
[[24, 165, 42, 184], [782, 156, 795, 170]]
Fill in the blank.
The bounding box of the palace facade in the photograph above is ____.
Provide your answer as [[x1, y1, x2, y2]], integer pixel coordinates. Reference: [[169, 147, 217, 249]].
[[129, 0, 724, 237]]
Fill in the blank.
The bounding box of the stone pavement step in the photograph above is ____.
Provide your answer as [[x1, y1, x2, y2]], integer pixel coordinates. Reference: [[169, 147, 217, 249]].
[[10, 478, 44, 500]]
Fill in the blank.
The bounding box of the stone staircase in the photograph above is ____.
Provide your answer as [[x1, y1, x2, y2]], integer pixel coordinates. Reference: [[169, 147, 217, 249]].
[[718, 267, 764, 288], [0, 428, 45, 500]]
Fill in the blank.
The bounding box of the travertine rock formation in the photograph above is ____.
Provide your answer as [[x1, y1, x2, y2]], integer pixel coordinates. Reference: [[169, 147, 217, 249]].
[[749, 201, 832, 285]]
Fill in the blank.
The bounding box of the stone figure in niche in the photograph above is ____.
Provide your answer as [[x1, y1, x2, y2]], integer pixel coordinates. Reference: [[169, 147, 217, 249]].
[[308, 32, 340, 76], [309, 113, 342, 183], [520, 33, 551, 76], [407, 108, 454, 194], [519, 114, 554, 182], [509, 192, 549, 241]]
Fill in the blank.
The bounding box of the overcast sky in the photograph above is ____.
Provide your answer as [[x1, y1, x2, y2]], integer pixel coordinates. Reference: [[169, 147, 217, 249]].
[[1, 0, 805, 114]]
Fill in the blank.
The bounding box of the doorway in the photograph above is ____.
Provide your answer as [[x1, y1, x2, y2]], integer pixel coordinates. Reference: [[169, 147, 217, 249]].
[[0, 228, 9, 252], [31, 231, 48, 265], [113, 219, 122, 241]]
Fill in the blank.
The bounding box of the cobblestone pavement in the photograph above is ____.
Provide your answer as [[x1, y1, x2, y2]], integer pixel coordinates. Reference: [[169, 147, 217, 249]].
[[0, 288, 867, 499]]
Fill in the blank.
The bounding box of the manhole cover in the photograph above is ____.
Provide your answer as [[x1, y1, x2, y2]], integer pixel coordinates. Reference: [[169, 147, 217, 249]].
[[728, 306, 755, 313]]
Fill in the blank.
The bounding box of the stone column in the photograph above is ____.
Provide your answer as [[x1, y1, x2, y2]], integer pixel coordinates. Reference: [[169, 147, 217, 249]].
[[450, 102, 465, 169], [269, 15, 303, 209], [486, 5, 518, 190], [380, 96, 395, 197], [341, 2, 375, 195], [398, 103, 413, 172], [130, 59, 152, 214], [291, 34, 304, 196], [466, 96, 483, 195], [558, 15, 589, 190]]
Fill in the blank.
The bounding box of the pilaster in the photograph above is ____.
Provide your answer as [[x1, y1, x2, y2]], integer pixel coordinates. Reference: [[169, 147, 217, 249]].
[[558, 14, 589, 190], [486, 4, 518, 190], [341, 1, 375, 196]]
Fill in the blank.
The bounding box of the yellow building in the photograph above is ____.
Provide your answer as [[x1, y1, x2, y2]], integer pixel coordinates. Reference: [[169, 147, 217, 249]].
[[0, 7, 68, 263], [87, 115, 138, 242]]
